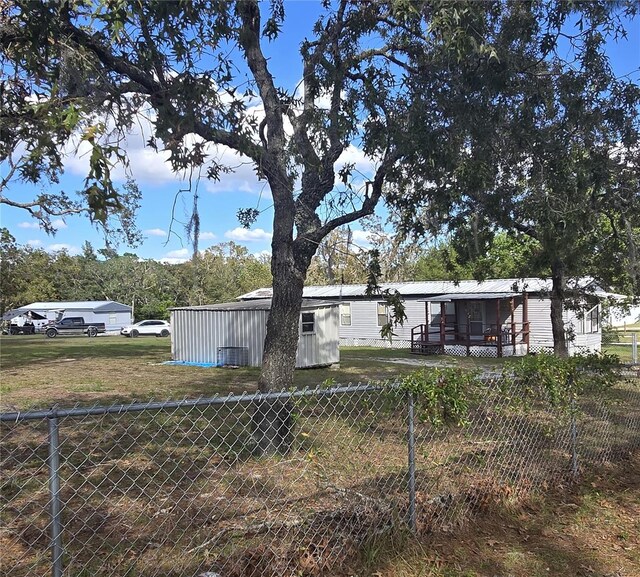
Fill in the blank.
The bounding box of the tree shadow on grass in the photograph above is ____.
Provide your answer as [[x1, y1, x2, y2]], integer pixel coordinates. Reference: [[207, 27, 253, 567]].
[[352, 452, 640, 577]]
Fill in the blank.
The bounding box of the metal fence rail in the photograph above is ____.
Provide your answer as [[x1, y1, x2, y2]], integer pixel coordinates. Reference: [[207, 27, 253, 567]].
[[1, 375, 639, 577], [602, 330, 639, 364]]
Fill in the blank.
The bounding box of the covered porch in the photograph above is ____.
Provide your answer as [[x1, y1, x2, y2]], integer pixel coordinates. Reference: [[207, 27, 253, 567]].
[[410, 292, 531, 358]]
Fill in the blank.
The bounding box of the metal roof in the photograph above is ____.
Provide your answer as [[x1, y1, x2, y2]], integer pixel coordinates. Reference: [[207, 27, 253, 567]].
[[1, 308, 47, 321], [171, 299, 338, 312], [239, 278, 552, 300], [22, 301, 132, 312], [238, 277, 603, 301], [427, 292, 521, 302]]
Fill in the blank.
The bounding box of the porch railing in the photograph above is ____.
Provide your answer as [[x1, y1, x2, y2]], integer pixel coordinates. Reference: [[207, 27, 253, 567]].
[[411, 321, 531, 357]]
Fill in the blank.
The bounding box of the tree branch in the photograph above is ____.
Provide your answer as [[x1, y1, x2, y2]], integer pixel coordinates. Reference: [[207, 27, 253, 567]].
[[60, 15, 265, 165], [300, 149, 401, 246], [236, 1, 284, 154]]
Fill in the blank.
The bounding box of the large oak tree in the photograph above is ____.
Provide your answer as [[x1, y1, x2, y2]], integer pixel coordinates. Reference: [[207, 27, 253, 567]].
[[2, 0, 637, 375], [387, 1, 640, 355]]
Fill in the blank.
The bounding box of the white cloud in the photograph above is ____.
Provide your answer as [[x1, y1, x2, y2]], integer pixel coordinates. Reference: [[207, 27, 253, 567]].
[[252, 249, 272, 260], [159, 247, 191, 264], [18, 221, 39, 229], [19, 219, 67, 231], [203, 145, 267, 196], [350, 230, 374, 246], [145, 228, 168, 237], [47, 243, 81, 255], [27, 239, 43, 247], [65, 137, 180, 186], [199, 231, 216, 241], [225, 227, 273, 242], [335, 145, 376, 184], [293, 80, 342, 112], [165, 248, 190, 258], [51, 218, 68, 229], [62, 109, 265, 193]]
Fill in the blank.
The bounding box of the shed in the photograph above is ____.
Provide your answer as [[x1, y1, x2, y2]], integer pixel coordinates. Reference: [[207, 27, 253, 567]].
[[19, 301, 133, 332], [170, 299, 340, 368]]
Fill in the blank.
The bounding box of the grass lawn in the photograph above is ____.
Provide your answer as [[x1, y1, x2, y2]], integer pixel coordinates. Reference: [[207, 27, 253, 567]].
[[602, 326, 639, 363], [1, 335, 638, 577], [354, 453, 640, 577], [0, 336, 501, 410]]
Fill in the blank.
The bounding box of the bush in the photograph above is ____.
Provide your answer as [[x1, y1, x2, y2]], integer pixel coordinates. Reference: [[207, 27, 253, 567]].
[[394, 367, 479, 427], [504, 351, 622, 408]]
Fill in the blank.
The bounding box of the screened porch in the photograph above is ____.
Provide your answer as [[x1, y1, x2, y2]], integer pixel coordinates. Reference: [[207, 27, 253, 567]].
[[410, 292, 531, 358]]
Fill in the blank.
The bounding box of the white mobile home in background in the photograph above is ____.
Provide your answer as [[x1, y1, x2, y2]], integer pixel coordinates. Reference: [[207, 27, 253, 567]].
[[240, 278, 607, 357], [170, 299, 339, 368], [11, 301, 133, 332], [605, 304, 640, 329]]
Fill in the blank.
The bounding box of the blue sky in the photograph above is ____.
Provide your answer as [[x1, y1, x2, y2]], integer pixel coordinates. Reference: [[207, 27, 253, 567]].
[[2, 2, 639, 263]]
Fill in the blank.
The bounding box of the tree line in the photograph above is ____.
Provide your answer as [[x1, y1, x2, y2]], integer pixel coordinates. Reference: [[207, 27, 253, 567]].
[[0, 229, 272, 320], [1, 223, 554, 320]]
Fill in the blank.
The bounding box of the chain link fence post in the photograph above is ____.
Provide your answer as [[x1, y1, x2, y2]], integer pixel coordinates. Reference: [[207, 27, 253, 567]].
[[632, 333, 638, 365], [407, 391, 416, 533], [569, 374, 579, 480], [48, 412, 63, 577]]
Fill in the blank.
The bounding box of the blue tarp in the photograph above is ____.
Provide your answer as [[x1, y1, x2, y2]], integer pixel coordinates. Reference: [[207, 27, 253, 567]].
[[162, 361, 221, 368]]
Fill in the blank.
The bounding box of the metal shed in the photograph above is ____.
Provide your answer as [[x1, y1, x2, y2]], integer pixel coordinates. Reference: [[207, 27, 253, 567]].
[[170, 299, 340, 368]]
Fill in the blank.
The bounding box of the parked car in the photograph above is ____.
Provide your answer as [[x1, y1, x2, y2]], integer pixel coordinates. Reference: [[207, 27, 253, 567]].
[[121, 320, 171, 338], [45, 317, 106, 338]]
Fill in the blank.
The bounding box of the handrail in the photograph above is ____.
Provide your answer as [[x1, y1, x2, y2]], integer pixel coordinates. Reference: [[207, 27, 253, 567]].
[[411, 322, 530, 344]]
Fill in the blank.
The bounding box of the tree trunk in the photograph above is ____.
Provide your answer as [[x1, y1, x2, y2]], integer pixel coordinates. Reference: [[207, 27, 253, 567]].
[[259, 245, 308, 392], [550, 258, 569, 357], [252, 235, 311, 455]]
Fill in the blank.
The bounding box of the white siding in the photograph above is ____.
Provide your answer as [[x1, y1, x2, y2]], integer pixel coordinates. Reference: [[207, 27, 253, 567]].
[[99, 311, 133, 331], [566, 308, 602, 353], [296, 306, 340, 367], [526, 299, 603, 354], [57, 310, 132, 332], [171, 305, 339, 368], [338, 300, 380, 340], [526, 297, 555, 351], [400, 299, 430, 338], [171, 309, 268, 365], [571, 332, 601, 353], [337, 298, 427, 346]]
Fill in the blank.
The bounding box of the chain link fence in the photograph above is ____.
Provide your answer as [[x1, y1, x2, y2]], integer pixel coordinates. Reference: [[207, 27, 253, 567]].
[[2, 373, 639, 577]]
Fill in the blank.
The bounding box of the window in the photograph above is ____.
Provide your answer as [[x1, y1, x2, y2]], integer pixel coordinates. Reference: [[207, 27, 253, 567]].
[[430, 302, 455, 324], [377, 302, 389, 327], [586, 306, 599, 333], [301, 312, 315, 334], [340, 303, 352, 326]]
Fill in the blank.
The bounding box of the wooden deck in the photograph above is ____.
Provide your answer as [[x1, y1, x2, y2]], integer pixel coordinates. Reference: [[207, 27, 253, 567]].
[[410, 323, 530, 357]]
